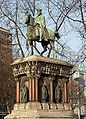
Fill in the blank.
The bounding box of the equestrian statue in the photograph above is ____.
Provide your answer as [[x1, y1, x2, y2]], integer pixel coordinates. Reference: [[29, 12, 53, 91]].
[[24, 8, 60, 58]]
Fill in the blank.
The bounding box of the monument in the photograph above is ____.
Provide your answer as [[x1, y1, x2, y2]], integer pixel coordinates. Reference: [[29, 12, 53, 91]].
[[5, 9, 77, 119]]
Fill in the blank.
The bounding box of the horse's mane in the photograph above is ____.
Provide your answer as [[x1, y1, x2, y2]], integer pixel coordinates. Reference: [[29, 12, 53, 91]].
[[25, 14, 34, 26]]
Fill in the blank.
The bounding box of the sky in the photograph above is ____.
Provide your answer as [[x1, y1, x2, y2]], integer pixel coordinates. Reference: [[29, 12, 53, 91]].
[[0, 0, 84, 62], [63, 30, 82, 52]]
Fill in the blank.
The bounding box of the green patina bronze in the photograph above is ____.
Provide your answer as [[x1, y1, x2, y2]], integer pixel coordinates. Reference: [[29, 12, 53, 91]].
[[24, 9, 60, 57], [20, 83, 28, 103], [41, 80, 49, 103], [33, 9, 46, 40], [55, 83, 62, 103]]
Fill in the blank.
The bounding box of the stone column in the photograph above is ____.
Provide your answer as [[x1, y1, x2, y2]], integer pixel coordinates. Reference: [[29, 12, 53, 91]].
[[50, 79, 53, 102], [29, 78, 32, 101], [64, 80, 68, 103], [16, 80, 20, 103], [28, 75, 39, 102], [32, 78, 35, 101], [49, 77, 56, 109], [35, 78, 38, 101]]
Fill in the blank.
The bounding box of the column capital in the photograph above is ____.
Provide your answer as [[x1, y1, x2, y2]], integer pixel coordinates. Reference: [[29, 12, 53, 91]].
[[49, 76, 55, 81], [15, 77, 20, 81], [27, 72, 40, 80], [62, 78, 69, 83]]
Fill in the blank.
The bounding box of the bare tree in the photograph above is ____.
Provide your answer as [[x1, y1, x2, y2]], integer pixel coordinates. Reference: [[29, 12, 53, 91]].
[[0, 0, 86, 113]]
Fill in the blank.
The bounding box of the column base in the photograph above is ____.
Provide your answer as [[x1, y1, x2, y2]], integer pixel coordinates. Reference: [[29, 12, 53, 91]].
[[26, 102, 41, 110], [13, 103, 19, 110], [5, 102, 78, 119], [64, 103, 72, 110], [41, 103, 49, 109], [56, 103, 64, 110], [49, 102, 56, 110]]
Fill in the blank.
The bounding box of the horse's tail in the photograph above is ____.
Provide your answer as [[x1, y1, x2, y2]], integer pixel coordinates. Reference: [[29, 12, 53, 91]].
[[48, 30, 55, 41]]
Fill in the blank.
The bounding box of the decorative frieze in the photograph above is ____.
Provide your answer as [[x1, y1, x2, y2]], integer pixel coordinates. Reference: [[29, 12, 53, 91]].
[[12, 56, 73, 78]]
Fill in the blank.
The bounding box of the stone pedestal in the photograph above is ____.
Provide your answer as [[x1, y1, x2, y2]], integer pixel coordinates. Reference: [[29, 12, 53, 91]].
[[26, 102, 41, 110], [5, 55, 77, 119], [5, 103, 77, 119], [49, 103, 56, 110], [56, 103, 64, 110], [42, 103, 49, 109]]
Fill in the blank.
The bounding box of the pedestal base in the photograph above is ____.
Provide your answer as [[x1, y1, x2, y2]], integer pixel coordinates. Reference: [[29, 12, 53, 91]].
[[5, 103, 78, 119]]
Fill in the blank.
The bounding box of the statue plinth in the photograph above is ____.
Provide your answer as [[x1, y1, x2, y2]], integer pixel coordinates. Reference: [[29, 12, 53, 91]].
[[5, 55, 77, 119]]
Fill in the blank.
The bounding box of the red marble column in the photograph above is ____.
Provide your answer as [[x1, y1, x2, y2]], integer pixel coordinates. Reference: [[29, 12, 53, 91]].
[[29, 79, 32, 101], [50, 79, 53, 102], [35, 79, 38, 101], [29, 77, 38, 102], [32, 78, 35, 101], [64, 81, 68, 103], [16, 81, 20, 103]]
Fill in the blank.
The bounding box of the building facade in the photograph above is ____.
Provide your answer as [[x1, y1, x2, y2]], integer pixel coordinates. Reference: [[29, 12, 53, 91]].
[[72, 68, 86, 118], [0, 27, 16, 118]]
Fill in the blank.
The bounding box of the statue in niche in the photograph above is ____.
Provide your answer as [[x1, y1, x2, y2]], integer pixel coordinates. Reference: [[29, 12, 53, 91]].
[[20, 81, 28, 103], [41, 80, 49, 103], [55, 82, 62, 103]]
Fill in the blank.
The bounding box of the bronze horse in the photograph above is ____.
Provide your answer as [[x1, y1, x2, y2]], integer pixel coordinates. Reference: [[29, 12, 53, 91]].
[[25, 13, 60, 57]]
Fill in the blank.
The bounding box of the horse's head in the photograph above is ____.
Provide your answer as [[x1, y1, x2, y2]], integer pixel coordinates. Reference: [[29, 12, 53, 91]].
[[24, 11, 30, 25], [25, 11, 34, 26]]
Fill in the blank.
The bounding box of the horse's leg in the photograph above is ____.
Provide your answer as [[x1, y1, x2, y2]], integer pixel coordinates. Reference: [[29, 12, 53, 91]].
[[30, 40, 34, 55], [47, 43, 52, 57], [26, 40, 33, 55], [40, 46, 47, 56], [26, 39, 30, 49], [50, 41, 57, 58], [34, 41, 36, 48], [40, 40, 48, 56]]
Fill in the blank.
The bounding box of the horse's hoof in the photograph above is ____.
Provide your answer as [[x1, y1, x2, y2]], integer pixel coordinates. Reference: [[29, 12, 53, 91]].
[[40, 53, 43, 56], [36, 36, 40, 40]]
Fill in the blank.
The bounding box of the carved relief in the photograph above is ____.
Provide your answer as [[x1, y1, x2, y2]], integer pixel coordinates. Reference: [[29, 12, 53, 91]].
[[41, 80, 48, 103], [38, 76, 49, 103], [55, 81, 62, 103], [12, 61, 71, 78], [20, 76, 29, 103], [53, 79, 63, 103]]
